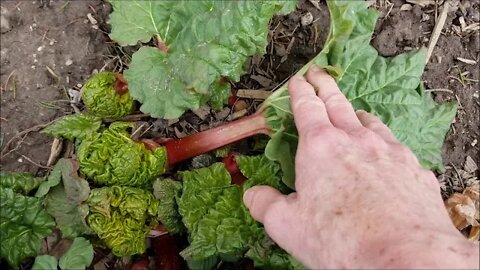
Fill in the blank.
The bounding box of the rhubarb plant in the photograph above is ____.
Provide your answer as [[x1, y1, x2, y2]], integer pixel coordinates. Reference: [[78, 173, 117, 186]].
[[0, 172, 55, 268], [108, 0, 296, 118], [153, 155, 298, 270]]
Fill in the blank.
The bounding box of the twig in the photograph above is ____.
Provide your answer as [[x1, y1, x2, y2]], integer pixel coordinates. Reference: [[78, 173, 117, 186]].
[[0, 120, 56, 158], [3, 69, 16, 93], [426, 2, 451, 64], [104, 113, 149, 122], [425, 88, 454, 93], [19, 154, 51, 169], [47, 138, 63, 167], [237, 89, 272, 100]]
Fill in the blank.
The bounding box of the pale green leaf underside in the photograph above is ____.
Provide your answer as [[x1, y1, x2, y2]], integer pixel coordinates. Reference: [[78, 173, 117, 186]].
[[58, 237, 94, 270], [110, 0, 295, 118], [32, 255, 58, 270], [264, 0, 456, 188]]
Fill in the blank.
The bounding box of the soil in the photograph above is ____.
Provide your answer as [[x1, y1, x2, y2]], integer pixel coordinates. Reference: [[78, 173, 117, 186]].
[[0, 0, 478, 269], [0, 0, 111, 173]]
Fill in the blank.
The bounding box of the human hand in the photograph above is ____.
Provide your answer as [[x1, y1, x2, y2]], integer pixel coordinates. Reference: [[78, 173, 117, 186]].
[[243, 65, 479, 269]]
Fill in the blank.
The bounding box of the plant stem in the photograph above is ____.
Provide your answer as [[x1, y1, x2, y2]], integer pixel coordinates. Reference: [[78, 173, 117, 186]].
[[163, 111, 269, 166]]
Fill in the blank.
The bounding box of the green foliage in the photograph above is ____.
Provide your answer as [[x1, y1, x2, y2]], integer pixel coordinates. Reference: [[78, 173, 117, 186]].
[[153, 178, 185, 234], [42, 159, 92, 238], [0, 171, 44, 194], [41, 113, 102, 140], [58, 237, 94, 270], [32, 255, 58, 270], [176, 157, 297, 269], [86, 186, 159, 256], [32, 237, 94, 270], [81, 72, 135, 119], [263, 0, 456, 188], [0, 185, 55, 267], [108, 0, 296, 118], [77, 122, 167, 187]]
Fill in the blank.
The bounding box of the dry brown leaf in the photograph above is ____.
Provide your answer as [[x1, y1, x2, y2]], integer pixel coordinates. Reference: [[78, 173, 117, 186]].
[[445, 184, 480, 242], [469, 226, 479, 242], [192, 105, 211, 121], [446, 193, 478, 229], [464, 156, 478, 173], [251, 74, 272, 88], [236, 89, 272, 100]]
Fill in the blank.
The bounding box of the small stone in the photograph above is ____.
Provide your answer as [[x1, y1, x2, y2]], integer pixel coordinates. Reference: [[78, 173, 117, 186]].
[[473, 92, 479, 98], [400, 4, 413, 11], [301, 12, 314, 26], [65, 59, 73, 66], [471, 139, 478, 147]]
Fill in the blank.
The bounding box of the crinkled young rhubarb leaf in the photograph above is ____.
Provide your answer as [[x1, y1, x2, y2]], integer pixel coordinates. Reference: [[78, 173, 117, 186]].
[[41, 159, 91, 238], [0, 187, 55, 268], [109, 0, 296, 118], [81, 72, 135, 119], [58, 237, 94, 270], [0, 171, 44, 194], [77, 122, 167, 187], [153, 178, 185, 234], [177, 157, 295, 269], [246, 231, 302, 270], [41, 113, 102, 140], [87, 186, 159, 256], [263, 0, 456, 188]]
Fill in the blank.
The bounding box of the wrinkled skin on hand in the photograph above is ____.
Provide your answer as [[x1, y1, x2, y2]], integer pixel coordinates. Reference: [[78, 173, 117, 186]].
[[243, 66, 480, 269]]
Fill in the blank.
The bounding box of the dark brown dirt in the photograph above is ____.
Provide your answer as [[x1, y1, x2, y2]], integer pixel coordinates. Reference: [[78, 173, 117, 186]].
[[371, 0, 479, 196], [0, 0, 111, 173]]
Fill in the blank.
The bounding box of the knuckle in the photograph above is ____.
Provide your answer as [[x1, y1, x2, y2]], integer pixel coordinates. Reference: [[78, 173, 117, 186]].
[[294, 96, 320, 110], [390, 143, 418, 163]]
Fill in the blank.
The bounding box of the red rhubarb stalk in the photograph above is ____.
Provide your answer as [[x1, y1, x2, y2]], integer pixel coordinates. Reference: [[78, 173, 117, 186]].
[[162, 111, 269, 167]]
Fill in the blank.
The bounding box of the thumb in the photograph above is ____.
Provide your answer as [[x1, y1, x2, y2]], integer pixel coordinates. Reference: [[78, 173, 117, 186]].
[[243, 185, 285, 223]]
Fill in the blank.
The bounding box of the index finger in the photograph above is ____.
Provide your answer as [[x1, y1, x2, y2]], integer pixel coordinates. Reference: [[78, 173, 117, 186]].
[[306, 65, 363, 132], [288, 75, 331, 136]]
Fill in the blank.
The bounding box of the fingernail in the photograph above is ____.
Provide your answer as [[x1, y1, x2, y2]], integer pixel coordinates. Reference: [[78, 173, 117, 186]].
[[356, 109, 366, 113], [310, 64, 320, 72], [243, 189, 254, 208], [292, 74, 306, 81]]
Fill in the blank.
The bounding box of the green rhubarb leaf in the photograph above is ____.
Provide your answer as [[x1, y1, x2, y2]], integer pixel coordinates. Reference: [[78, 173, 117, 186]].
[[43, 160, 91, 238], [236, 155, 289, 193], [246, 231, 302, 270], [177, 158, 293, 269], [86, 186, 159, 256], [263, 0, 456, 188], [153, 178, 185, 234], [58, 237, 94, 270], [35, 161, 63, 198], [110, 0, 296, 118], [77, 122, 167, 187], [41, 113, 102, 140], [81, 72, 135, 119], [32, 255, 58, 270], [0, 187, 55, 268], [0, 171, 44, 195]]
